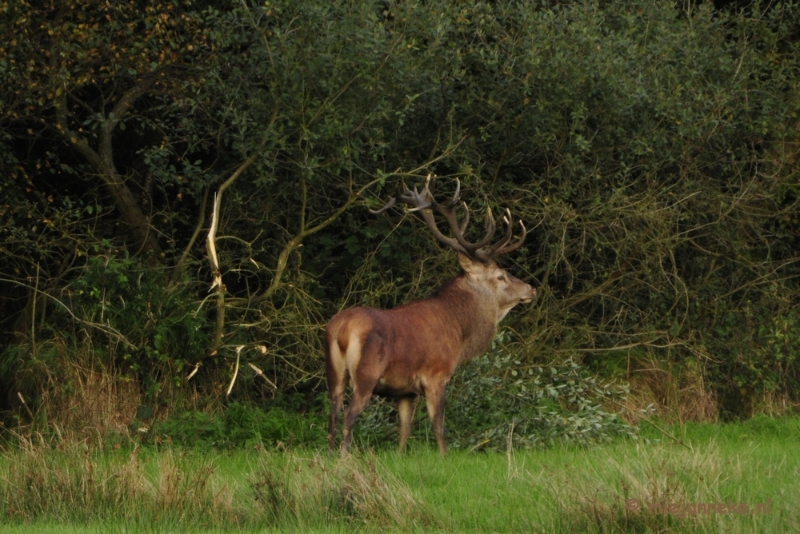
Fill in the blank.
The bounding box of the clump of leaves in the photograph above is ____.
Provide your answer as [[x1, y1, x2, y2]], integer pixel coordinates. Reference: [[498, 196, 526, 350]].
[[67, 253, 208, 382], [446, 331, 637, 451]]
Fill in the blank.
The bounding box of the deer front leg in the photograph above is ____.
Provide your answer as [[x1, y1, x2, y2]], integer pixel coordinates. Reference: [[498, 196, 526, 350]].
[[424, 385, 447, 455], [397, 396, 415, 453]]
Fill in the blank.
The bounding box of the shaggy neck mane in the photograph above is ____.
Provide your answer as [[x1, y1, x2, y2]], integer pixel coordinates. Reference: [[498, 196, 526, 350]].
[[426, 271, 498, 361], [429, 272, 467, 299]]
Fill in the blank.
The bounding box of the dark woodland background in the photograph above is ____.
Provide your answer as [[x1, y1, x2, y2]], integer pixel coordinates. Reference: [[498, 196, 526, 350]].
[[1, 0, 798, 449]]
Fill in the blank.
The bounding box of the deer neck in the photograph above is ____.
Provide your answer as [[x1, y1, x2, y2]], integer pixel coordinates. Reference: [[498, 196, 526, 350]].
[[434, 276, 499, 363]]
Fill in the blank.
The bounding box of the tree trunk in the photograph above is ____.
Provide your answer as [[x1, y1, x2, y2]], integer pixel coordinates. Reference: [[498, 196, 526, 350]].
[[55, 86, 163, 261]]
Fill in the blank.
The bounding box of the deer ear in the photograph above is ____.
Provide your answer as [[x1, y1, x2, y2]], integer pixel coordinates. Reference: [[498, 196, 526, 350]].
[[457, 252, 482, 274]]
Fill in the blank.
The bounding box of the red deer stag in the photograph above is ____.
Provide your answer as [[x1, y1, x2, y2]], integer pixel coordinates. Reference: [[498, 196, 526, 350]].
[[325, 176, 536, 455]]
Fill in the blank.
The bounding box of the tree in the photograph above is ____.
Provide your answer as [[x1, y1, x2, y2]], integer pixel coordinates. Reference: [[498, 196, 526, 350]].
[[1, 0, 222, 259]]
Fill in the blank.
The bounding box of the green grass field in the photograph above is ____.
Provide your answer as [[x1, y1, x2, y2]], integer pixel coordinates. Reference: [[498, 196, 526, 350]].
[[1, 417, 799, 533]]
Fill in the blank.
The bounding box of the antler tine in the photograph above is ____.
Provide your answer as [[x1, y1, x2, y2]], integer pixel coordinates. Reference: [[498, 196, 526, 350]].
[[455, 207, 498, 261], [481, 208, 515, 256], [493, 220, 527, 256], [403, 175, 434, 212], [481, 209, 527, 258], [369, 197, 397, 215], [443, 178, 461, 208], [370, 179, 415, 214], [458, 201, 470, 235]]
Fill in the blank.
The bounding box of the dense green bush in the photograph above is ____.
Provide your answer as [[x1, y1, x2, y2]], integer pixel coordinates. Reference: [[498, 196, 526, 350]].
[[68, 254, 208, 378], [446, 332, 637, 450]]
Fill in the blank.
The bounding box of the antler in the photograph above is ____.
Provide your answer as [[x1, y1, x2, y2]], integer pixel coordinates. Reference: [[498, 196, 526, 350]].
[[370, 174, 526, 263]]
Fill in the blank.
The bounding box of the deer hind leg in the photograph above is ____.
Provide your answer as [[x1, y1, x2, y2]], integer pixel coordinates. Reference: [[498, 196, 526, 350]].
[[424, 383, 448, 455], [340, 332, 384, 455], [327, 377, 347, 453], [341, 388, 373, 455], [397, 396, 416, 453], [325, 334, 349, 452]]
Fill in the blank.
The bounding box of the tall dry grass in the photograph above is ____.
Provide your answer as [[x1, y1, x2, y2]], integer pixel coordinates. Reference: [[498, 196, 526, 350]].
[[249, 452, 437, 529], [0, 435, 436, 530]]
